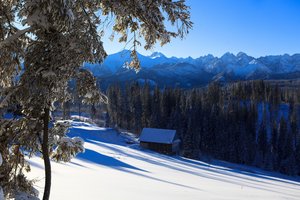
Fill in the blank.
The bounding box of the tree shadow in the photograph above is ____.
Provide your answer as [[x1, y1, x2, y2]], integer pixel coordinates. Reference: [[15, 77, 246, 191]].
[[28, 159, 44, 170], [67, 123, 300, 197], [76, 149, 146, 172], [120, 167, 203, 191], [68, 127, 122, 146], [96, 142, 300, 198], [74, 148, 202, 191]]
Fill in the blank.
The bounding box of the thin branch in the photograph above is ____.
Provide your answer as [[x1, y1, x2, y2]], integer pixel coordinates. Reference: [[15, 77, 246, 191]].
[[80, 2, 93, 30], [0, 27, 32, 48]]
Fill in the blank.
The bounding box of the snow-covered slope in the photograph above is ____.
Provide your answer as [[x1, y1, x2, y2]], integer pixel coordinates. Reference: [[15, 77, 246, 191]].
[[27, 121, 300, 200]]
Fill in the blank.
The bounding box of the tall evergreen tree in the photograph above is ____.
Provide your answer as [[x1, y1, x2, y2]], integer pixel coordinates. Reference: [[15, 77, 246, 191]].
[[0, 1, 192, 199], [149, 86, 162, 128], [141, 83, 152, 128]]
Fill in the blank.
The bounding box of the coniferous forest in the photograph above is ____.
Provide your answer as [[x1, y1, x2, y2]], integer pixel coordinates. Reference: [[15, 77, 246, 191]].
[[106, 80, 300, 176]]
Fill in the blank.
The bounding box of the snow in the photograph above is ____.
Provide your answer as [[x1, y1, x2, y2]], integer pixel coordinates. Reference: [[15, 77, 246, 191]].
[[150, 52, 166, 59], [13, 192, 39, 200], [84, 92, 93, 98], [26, 121, 300, 200], [56, 136, 84, 148], [0, 187, 3, 200], [70, 115, 94, 124], [140, 128, 176, 144]]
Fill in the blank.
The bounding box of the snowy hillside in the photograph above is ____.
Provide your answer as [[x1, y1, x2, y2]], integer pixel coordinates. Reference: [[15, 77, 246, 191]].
[[27, 120, 300, 200]]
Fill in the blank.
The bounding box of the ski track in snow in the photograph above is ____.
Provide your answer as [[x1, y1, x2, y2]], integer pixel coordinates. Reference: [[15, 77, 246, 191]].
[[27, 121, 300, 200]]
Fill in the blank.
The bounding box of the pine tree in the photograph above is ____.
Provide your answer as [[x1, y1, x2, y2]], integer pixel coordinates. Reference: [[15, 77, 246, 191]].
[[290, 108, 298, 148], [256, 121, 268, 167], [270, 121, 279, 170], [0, 1, 192, 199], [141, 83, 152, 128], [121, 84, 131, 130], [132, 83, 143, 133], [160, 88, 173, 127], [150, 86, 162, 128], [277, 116, 297, 175], [295, 143, 300, 175], [90, 103, 97, 120], [107, 85, 118, 126]]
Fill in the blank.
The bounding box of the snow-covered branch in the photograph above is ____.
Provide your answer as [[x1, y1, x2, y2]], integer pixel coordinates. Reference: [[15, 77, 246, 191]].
[[0, 27, 32, 48]]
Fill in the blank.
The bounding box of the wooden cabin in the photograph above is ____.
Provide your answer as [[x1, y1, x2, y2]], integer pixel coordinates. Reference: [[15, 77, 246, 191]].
[[139, 128, 180, 154]]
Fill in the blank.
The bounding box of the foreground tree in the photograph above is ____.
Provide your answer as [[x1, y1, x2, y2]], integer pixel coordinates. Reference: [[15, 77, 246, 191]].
[[0, 0, 192, 199]]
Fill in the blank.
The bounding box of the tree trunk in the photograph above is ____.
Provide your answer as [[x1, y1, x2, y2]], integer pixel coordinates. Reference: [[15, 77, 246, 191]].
[[78, 100, 81, 120], [42, 107, 51, 200], [63, 102, 66, 120]]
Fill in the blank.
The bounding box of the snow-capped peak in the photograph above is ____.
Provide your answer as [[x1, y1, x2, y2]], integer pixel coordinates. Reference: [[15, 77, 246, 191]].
[[249, 59, 258, 65], [221, 52, 236, 62], [236, 52, 248, 58], [150, 52, 166, 59]]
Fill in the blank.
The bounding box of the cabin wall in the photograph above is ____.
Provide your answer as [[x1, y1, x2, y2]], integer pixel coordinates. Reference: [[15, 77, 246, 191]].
[[140, 142, 173, 154], [172, 139, 180, 153]]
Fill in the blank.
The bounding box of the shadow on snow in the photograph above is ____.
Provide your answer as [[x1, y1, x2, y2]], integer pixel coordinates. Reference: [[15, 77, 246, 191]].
[[76, 148, 144, 172], [67, 122, 300, 196]]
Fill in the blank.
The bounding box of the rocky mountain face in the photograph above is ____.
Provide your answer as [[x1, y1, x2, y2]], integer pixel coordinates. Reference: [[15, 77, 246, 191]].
[[84, 50, 300, 89]]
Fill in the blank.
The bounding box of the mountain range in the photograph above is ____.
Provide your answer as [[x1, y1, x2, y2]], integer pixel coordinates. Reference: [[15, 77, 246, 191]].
[[83, 50, 300, 89]]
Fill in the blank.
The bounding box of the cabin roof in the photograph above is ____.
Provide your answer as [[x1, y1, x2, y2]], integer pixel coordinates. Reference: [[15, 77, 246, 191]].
[[139, 128, 177, 144]]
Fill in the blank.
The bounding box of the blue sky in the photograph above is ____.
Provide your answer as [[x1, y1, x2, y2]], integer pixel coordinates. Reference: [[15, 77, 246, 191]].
[[102, 0, 300, 58]]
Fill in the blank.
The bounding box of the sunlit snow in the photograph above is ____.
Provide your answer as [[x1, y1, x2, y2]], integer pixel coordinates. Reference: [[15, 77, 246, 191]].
[[27, 120, 300, 200]]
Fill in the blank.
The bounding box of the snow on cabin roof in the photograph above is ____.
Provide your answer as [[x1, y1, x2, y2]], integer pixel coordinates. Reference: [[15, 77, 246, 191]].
[[139, 128, 176, 144]]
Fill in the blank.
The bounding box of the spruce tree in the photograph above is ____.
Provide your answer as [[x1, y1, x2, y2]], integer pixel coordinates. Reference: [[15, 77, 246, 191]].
[[150, 86, 162, 128], [256, 121, 268, 167], [141, 83, 152, 128]]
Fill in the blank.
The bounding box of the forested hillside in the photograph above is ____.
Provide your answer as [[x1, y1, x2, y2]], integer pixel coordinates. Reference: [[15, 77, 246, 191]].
[[106, 81, 300, 176]]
